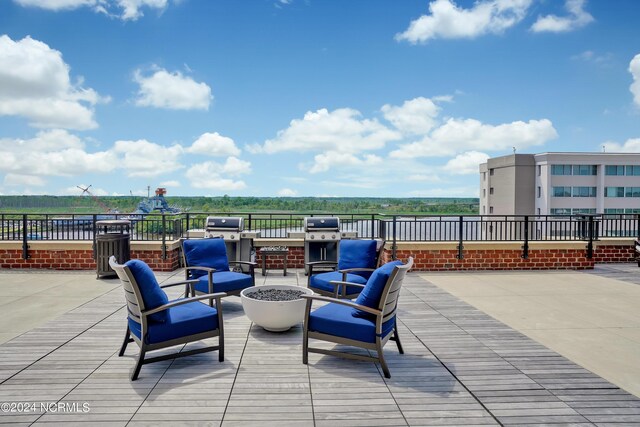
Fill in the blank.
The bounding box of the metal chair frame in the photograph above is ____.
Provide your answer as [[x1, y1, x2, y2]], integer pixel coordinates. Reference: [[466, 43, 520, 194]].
[[109, 256, 225, 381], [302, 257, 413, 378]]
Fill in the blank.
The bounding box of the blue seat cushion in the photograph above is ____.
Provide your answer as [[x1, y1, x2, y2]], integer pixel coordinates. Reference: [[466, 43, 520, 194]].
[[309, 271, 367, 296], [338, 240, 377, 280], [308, 303, 395, 343], [183, 238, 230, 279], [193, 271, 253, 294], [353, 261, 403, 317], [129, 300, 219, 345], [125, 259, 169, 323]]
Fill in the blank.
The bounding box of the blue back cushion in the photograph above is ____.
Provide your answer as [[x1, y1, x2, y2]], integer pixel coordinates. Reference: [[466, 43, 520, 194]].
[[183, 238, 230, 278], [353, 260, 403, 317], [125, 259, 169, 322], [338, 240, 377, 271]]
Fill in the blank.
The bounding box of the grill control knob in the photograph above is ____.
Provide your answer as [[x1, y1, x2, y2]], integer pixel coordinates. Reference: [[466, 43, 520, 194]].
[[310, 235, 315, 240], [230, 235, 235, 240], [321, 234, 326, 239], [331, 234, 336, 239]]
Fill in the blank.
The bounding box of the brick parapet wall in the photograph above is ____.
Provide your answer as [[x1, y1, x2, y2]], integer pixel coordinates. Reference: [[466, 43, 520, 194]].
[[0, 238, 636, 271]]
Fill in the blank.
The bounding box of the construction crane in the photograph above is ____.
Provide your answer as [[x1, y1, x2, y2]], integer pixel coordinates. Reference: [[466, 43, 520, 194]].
[[77, 185, 116, 213]]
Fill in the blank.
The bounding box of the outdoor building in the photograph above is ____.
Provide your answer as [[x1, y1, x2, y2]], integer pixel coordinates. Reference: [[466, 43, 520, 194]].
[[480, 152, 640, 216]]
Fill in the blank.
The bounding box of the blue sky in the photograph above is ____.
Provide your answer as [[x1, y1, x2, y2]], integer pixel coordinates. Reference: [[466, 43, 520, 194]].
[[0, 0, 639, 198]]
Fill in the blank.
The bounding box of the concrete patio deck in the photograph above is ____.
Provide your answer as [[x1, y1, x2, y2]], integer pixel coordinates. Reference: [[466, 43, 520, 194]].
[[0, 265, 639, 426]]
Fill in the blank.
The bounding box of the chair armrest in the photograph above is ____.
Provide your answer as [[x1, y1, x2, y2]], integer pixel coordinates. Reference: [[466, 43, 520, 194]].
[[306, 261, 338, 267], [229, 261, 258, 267], [143, 292, 227, 316], [338, 268, 374, 273], [185, 266, 216, 273], [301, 294, 381, 316], [159, 279, 199, 288], [328, 280, 366, 290]]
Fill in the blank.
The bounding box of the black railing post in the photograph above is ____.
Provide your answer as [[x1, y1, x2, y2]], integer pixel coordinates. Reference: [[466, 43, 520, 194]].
[[370, 214, 375, 240], [22, 214, 29, 260], [92, 214, 98, 260], [185, 213, 190, 238], [391, 215, 397, 260], [522, 215, 529, 259], [456, 215, 464, 259], [586, 214, 594, 259], [161, 214, 167, 260], [636, 214, 640, 239], [248, 213, 252, 231]]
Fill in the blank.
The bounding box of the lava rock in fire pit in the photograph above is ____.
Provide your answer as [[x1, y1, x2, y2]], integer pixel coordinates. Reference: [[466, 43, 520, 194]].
[[244, 288, 305, 301]]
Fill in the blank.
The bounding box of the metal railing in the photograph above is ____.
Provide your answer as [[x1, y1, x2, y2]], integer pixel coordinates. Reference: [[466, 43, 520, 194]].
[[2, 212, 639, 261]]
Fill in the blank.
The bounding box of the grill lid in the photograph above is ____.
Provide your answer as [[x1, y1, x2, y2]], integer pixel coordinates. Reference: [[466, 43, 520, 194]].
[[304, 216, 339, 231], [205, 216, 244, 231]]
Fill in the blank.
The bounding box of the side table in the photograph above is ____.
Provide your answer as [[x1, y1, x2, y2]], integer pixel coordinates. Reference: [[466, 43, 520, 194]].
[[260, 247, 289, 276]]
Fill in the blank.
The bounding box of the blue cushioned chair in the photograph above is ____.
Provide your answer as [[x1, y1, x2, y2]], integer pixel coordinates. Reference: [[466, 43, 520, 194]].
[[307, 239, 385, 299], [182, 238, 256, 300], [302, 257, 413, 378], [109, 256, 225, 381]]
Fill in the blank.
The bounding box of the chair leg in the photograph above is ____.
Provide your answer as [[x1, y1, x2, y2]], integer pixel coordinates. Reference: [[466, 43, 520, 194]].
[[376, 340, 391, 379], [302, 326, 309, 364], [131, 349, 146, 381], [119, 326, 131, 357], [393, 322, 404, 354]]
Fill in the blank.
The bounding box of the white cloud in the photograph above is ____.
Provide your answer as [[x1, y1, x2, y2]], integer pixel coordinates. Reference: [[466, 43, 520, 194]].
[[187, 132, 241, 157], [308, 152, 383, 174], [391, 118, 557, 158], [602, 138, 640, 153], [62, 184, 109, 196], [3, 174, 46, 187], [630, 54, 640, 107], [159, 180, 180, 187], [186, 158, 251, 191], [13, 0, 169, 21], [381, 97, 441, 135], [531, 0, 594, 33], [133, 68, 212, 110], [396, 0, 532, 44], [442, 151, 490, 175], [407, 174, 442, 182], [112, 139, 184, 177], [0, 35, 105, 130], [0, 130, 117, 178], [571, 50, 612, 65], [277, 188, 297, 197], [261, 108, 401, 154]]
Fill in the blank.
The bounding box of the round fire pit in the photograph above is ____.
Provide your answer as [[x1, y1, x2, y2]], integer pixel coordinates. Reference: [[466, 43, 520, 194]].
[[240, 285, 314, 332]]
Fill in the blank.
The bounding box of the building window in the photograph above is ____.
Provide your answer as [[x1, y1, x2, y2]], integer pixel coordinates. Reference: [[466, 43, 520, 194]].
[[537, 186, 541, 198], [551, 164, 572, 175], [605, 187, 625, 197], [552, 164, 597, 175], [606, 165, 625, 176], [489, 206, 494, 214], [573, 165, 597, 175], [605, 165, 640, 176], [626, 165, 640, 176], [552, 186, 571, 197], [482, 205, 486, 214], [572, 208, 596, 214], [482, 172, 486, 181], [605, 208, 625, 214], [489, 169, 494, 176], [625, 187, 640, 197], [537, 208, 541, 215], [482, 189, 486, 197], [489, 187, 494, 195], [550, 208, 571, 215], [537, 165, 541, 176], [572, 186, 597, 197]]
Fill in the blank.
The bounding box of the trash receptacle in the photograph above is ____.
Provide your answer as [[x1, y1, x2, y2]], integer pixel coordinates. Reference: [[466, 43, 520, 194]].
[[95, 220, 131, 278]]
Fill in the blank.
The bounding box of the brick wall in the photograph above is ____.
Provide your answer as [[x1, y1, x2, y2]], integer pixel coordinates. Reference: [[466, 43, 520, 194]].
[[0, 243, 181, 272], [385, 248, 595, 271], [0, 238, 636, 272]]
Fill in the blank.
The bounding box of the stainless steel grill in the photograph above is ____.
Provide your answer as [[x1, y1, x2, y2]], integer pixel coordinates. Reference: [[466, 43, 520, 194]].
[[204, 216, 260, 270], [303, 217, 344, 274]]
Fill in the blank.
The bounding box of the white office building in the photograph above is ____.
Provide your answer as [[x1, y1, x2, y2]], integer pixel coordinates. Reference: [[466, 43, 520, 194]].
[[479, 152, 640, 216]]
